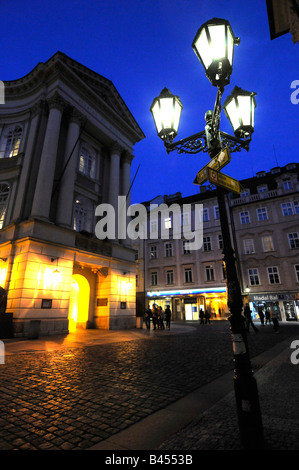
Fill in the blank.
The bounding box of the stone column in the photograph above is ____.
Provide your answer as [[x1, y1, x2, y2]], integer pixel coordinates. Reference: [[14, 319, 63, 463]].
[[12, 101, 43, 221], [108, 142, 122, 241], [56, 109, 85, 227], [120, 151, 134, 244], [31, 93, 66, 220]]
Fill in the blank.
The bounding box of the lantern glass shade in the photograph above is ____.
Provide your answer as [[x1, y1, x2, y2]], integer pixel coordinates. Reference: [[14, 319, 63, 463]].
[[192, 18, 239, 87], [150, 88, 183, 142], [223, 86, 257, 138]]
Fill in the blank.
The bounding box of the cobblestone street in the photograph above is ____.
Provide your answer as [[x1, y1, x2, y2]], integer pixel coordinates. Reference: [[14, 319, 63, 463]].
[[0, 321, 298, 450]]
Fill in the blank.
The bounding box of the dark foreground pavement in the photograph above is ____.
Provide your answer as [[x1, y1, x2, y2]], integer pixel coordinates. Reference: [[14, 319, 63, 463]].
[[1, 320, 299, 452]]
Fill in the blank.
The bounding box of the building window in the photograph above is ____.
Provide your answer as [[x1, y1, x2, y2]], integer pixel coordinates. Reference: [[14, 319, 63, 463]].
[[248, 268, 260, 286], [150, 245, 158, 259], [73, 196, 93, 232], [240, 211, 250, 224], [164, 217, 172, 229], [203, 236, 212, 251], [288, 233, 299, 249], [240, 188, 250, 197], [136, 275, 138, 287], [150, 219, 158, 234], [181, 212, 190, 226], [165, 242, 173, 257], [218, 234, 223, 250], [200, 207, 209, 222], [184, 267, 193, 283], [0, 125, 23, 158], [295, 265, 299, 282], [294, 201, 299, 214], [262, 235, 274, 252], [205, 265, 214, 281], [244, 239, 255, 254], [79, 145, 96, 179], [151, 272, 158, 286], [283, 179, 293, 190], [267, 266, 280, 284], [183, 240, 191, 254], [281, 202, 293, 216], [214, 206, 220, 220], [0, 183, 10, 229], [166, 270, 174, 285], [257, 184, 268, 193], [257, 207, 268, 221]]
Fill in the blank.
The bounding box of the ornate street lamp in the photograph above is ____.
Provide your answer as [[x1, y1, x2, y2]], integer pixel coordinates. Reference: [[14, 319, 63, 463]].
[[192, 18, 240, 88], [150, 87, 183, 143], [150, 18, 264, 450], [223, 85, 257, 139]]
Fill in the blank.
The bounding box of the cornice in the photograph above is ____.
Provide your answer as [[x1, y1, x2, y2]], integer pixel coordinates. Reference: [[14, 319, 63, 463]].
[[3, 52, 145, 144]]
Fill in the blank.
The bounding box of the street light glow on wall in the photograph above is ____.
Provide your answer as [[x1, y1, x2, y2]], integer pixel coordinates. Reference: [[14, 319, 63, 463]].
[[223, 86, 257, 139], [192, 18, 240, 88], [150, 87, 183, 143]]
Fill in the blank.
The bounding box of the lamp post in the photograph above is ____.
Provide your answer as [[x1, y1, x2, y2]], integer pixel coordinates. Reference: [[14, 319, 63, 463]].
[[150, 18, 264, 449]]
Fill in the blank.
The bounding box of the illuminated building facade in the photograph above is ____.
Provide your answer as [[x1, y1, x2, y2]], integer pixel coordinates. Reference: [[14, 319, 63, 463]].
[[0, 52, 144, 337], [230, 162, 299, 321], [135, 163, 299, 322], [135, 191, 229, 321]]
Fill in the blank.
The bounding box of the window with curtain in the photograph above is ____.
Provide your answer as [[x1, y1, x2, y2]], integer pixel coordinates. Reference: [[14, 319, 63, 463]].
[[78, 145, 96, 179], [0, 125, 23, 158]]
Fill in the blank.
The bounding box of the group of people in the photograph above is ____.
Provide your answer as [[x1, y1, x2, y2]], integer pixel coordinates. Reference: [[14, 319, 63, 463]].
[[145, 305, 171, 330], [243, 304, 279, 333], [199, 309, 212, 324]]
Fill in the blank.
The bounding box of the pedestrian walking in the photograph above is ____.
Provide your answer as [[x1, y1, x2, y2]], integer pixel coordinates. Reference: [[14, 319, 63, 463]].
[[158, 306, 165, 330], [145, 308, 151, 329], [151, 305, 158, 330], [258, 307, 265, 326], [265, 309, 271, 325], [204, 310, 211, 324], [199, 308, 205, 324], [270, 304, 279, 333], [244, 303, 258, 333], [165, 305, 171, 329]]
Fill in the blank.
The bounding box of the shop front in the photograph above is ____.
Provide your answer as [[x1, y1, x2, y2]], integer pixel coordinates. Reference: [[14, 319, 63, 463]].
[[147, 287, 228, 321], [249, 292, 299, 322]]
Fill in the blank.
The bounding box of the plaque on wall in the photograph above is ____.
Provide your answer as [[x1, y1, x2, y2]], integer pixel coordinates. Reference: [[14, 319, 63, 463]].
[[97, 298, 108, 307]]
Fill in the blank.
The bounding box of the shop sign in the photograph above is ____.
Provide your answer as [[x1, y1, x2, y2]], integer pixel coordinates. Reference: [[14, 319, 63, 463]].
[[250, 293, 296, 302]]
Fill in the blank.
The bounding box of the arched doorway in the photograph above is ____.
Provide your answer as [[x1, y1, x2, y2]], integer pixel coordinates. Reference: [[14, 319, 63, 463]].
[[68, 274, 90, 331]]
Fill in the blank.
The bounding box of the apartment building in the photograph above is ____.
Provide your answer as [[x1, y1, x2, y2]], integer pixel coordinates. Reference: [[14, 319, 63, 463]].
[[135, 162, 299, 322]]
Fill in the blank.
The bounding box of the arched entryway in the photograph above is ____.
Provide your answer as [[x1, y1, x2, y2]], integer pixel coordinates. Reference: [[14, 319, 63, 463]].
[[68, 274, 90, 331]]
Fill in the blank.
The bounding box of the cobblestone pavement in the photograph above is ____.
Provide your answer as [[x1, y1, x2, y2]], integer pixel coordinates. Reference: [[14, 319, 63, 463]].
[[0, 321, 298, 450]]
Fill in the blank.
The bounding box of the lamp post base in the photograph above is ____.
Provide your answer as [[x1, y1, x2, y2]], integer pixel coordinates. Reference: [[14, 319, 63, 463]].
[[229, 314, 265, 449]]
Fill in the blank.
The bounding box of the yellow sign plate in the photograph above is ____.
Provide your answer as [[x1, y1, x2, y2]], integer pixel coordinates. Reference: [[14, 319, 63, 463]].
[[206, 167, 243, 194], [193, 148, 231, 185]]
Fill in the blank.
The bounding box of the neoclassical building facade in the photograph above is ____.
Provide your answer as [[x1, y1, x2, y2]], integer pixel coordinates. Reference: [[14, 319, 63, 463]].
[[0, 51, 144, 337]]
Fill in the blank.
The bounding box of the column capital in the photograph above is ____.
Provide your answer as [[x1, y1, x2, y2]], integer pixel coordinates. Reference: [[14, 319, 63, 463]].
[[47, 92, 68, 112], [69, 108, 86, 126], [122, 151, 134, 165], [111, 141, 123, 155], [30, 99, 46, 118]]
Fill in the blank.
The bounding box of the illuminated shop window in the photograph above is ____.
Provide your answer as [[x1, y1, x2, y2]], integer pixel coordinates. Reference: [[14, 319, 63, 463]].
[[0, 125, 23, 158]]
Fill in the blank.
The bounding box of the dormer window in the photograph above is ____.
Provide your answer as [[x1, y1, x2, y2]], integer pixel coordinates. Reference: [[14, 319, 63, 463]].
[[257, 184, 268, 193], [0, 125, 23, 158]]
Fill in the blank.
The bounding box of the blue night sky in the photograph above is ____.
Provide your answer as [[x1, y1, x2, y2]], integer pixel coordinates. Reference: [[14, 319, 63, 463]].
[[1, 0, 298, 204]]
